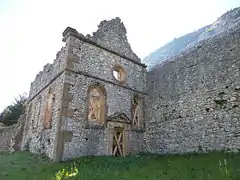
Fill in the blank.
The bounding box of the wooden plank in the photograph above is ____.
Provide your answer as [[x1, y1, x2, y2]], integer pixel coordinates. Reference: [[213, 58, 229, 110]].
[[112, 129, 124, 156], [115, 133, 123, 156], [132, 105, 139, 126]]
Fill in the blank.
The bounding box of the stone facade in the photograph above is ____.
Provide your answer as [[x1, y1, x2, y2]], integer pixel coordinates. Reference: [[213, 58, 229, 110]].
[[145, 27, 240, 154], [20, 17, 240, 161], [21, 74, 65, 159], [21, 17, 147, 161]]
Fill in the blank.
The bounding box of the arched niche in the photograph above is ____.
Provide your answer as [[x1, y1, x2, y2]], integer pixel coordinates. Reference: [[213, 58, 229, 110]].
[[131, 94, 143, 128], [87, 83, 107, 124], [43, 88, 54, 129]]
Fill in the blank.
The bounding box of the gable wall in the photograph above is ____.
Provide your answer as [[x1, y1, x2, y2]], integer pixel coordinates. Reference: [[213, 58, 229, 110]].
[[21, 17, 148, 161], [60, 34, 147, 160]]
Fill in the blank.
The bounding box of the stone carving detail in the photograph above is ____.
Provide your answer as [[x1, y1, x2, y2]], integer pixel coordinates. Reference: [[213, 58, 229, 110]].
[[107, 112, 131, 124]]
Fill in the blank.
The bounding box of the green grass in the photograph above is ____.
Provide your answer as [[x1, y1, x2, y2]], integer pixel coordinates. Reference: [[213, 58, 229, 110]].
[[0, 151, 240, 180]]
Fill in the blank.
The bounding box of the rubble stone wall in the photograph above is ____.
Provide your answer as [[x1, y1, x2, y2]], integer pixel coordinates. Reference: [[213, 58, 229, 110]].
[[60, 23, 147, 160], [20, 17, 240, 161], [21, 31, 68, 160], [21, 17, 147, 161], [61, 74, 146, 160], [21, 74, 65, 159], [0, 126, 15, 152], [145, 28, 240, 154], [9, 114, 26, 152]]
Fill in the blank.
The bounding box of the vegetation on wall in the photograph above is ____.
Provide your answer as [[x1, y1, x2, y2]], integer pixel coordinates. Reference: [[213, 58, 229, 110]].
[[0, 93, 27, 126]]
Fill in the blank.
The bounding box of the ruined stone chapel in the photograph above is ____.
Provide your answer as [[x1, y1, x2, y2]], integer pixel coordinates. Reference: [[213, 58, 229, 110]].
[[21, 17, 240, 161]]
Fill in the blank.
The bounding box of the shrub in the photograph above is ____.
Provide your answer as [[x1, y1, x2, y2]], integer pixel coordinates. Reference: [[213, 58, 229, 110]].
[[1, 93, 27, 126]]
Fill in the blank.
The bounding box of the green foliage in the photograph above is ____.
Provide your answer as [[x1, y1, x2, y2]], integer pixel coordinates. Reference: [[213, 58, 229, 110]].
[[1, 93, 27, 126], [219, 159, 232, 180], [206, 27, 214, 32], [0, 151, 239, 180], [54, 162, 79, 180]]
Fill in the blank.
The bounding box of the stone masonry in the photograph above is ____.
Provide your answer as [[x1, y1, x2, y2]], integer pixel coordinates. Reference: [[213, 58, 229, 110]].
[[0, 113, 25, 152], [145, 27, 240, 154], [20, 17, 240, 161], [21, 17, 147, 161], [0, 126, 16, 152]]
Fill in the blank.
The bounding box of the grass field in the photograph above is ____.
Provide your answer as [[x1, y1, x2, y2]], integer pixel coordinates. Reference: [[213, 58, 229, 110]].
[[0, 151, 239, 180]]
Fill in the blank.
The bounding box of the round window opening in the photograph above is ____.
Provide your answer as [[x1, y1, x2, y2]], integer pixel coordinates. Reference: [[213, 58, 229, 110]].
[[112, 65, 126, 82]]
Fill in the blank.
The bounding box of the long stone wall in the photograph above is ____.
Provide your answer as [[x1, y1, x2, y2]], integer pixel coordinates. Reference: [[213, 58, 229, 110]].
[[0, 114, 26, 153], [0, 126, 15, 152], [145, 27, 240, 154]]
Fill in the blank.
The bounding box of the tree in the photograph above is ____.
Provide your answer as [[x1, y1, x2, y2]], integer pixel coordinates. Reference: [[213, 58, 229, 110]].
[[1, 93, 28, 126]]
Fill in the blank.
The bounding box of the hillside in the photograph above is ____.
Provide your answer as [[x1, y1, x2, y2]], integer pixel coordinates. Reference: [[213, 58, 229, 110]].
[[143, 7, 240, 69]]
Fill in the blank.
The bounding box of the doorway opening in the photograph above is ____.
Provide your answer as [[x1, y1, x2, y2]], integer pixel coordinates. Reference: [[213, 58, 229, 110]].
[[112, 127, 124, 156]]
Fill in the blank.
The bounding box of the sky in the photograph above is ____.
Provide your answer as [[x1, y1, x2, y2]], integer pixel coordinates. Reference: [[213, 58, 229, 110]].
[[0, 0, 239, 112]]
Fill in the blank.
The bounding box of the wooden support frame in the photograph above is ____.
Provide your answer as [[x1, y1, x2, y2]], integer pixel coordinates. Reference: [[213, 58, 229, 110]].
[[87, 84, 106, 124], [132, 94, 143, 128], [132, 105, 140, 127], [112, 127, 125, 156]]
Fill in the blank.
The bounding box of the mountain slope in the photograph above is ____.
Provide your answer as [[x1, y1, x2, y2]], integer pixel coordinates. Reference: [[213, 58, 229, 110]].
[[143, 7, 240, 69]]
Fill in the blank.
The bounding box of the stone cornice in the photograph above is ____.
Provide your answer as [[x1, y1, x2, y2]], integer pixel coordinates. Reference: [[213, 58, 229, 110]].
[[27, 67, 147, 105], [65, 68, 148, 96], [28, 70, 65, 103]]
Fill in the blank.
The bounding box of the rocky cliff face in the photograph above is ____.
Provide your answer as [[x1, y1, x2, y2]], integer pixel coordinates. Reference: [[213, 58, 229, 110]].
[[143, 7, 240, 70]]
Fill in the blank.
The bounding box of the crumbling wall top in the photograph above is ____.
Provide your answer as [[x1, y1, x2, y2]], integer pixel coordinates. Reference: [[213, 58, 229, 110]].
[[62, 17, 142, 64], [28, 46, 67, 100]]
